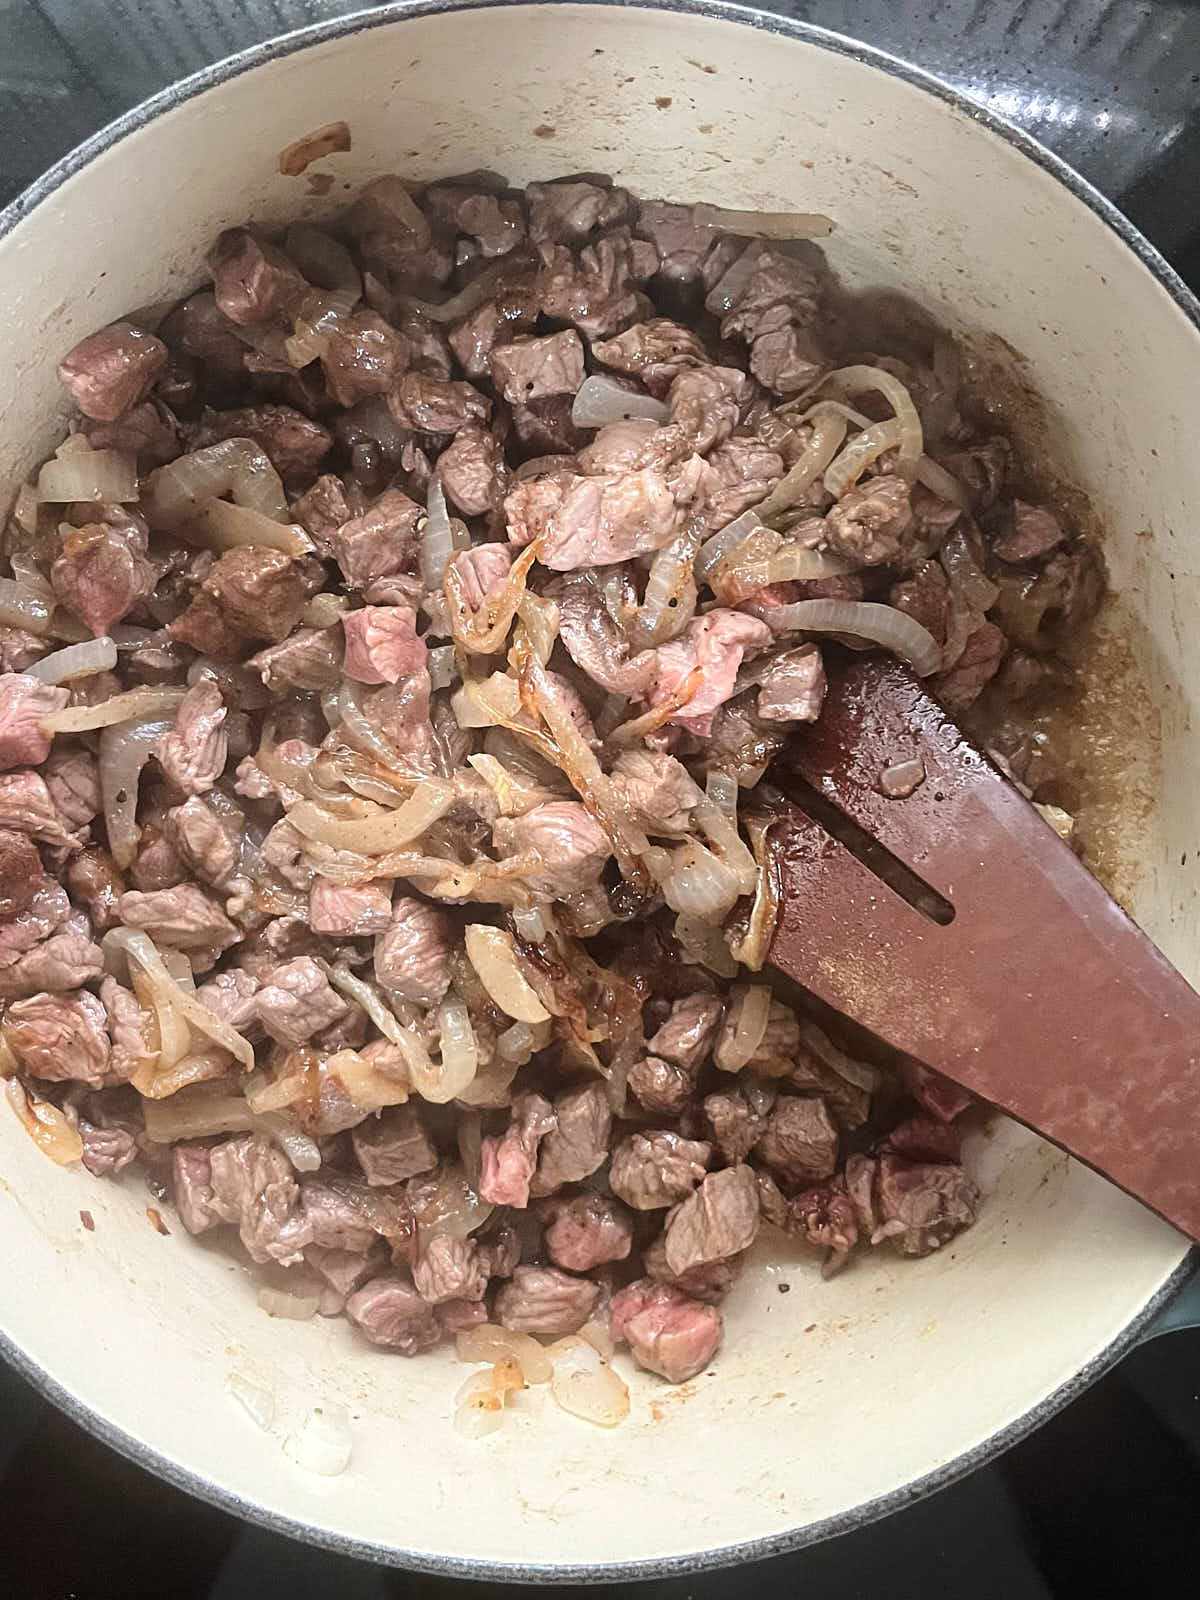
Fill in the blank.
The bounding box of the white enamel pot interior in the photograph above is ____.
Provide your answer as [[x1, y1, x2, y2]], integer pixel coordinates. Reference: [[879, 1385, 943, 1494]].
[[0, 0, 1197, 1580]]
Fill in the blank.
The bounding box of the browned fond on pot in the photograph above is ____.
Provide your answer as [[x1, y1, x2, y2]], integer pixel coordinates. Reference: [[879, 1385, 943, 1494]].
[[768, 654, 1200, 1241]]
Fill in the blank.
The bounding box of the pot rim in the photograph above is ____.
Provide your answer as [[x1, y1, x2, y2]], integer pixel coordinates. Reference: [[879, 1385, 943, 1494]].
[[1, 0, 1197, 1580]]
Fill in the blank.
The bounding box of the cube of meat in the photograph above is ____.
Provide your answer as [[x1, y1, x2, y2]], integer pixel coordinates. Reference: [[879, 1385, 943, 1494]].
[[100, 975, 155, 1079], [448, 543, 512, 610], [345, 1272, 441, 1353], [754, 1095, 839, 1183], [208, 1134, 313, 1264], [351, 1104, 438, 1186], [255, 956, 350, 1047], [667, 365, 752, 454], [543, 1194, 634, 1272], [4, 990, 111, 1086], [609, 1130, 711, 1210], [51, 518, 156, 638], [0, 933, 104, 997], [207, 227, 305, 326], [642, 1236, 740, 1304], [479, 1092, 557, 1208], [437, 431, 510, 517], [249, 627, 344, 692], [320, 312, 411, 407], [872, 1154, 980, 1257], [592, 318, 710, 398], [43, 748, 100, 830], [648, 610, 771, 737], [424, 185, 526, 256], [412, 1234, 489, 1305], [610, 1279, 723, 1383], [492, 801, 610, 898], [824, 477, 915, 567], [201, 548, 307, 643], [332, 489, 424, 590], [530, 1081, 612, 1197], [526, 180, 631, 244], [309, 880, 393, 938], [341, 605, 426, 686], [704, 1082, 777, 1163], [489, 330, 585, 405], [0, 674, 69, 771], [628, 1055, 696, 1117], [117, 884, 239, 955], [663, 1163, 760, 1277], [992, 500, 1066, 564], [756, 644, 826, 724], [193, 404, 333, 480], [494, 1265, 600, 1336], [608, 749, 703, 836], [648, 992, 724, 1072], [156, 681, 228, 797], [373, 894, 453, 1005], [387, 373, 490, 435], [58, 322, 167, 420]]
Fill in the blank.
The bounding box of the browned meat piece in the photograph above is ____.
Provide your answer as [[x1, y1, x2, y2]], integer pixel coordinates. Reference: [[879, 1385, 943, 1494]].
[[0, 881, 69, 969], [543, 1193, 634, 1272], [0, 629, 47, 674], [65, 847, 125, 933], [492, 801, 610, 897], [79, 1120, 139, 1178], [118, 884, 238, 955], [0, 768, 82, 846], [939, 437, 1010, 512], [0, 829, 44, 921], [648, 609, 772, 737], [5, 990, 110, 1085], [508, 393, 584, 458], [495, 1264, 600, 1335], [787, 1180, 859, 1270], [341, 605, 426, 686], [130, 823, 186, 891], [756, 643, 826, 724], [437, 1298, 488, 1334], [351, 1104, 438, 1187], [249, 627, 344, 692], [825, 477, 915, 566], [156, 680, 228, 796], [51, 518, 156, 638], [883, 1114, 963, 1164], [58, 322, 168, 420], [448, 285, 539, 381], [83, 398, 178, 468], [306, 1245, 378, 1301], [549, 570, 657, 697], [750, 323, 825, 395], [373, 894, 453, 1005], [931, 620, 1006, 712], [314, 311, 408, 407], [256, 955, 350, 1046], [649, 992, 724, 1072], [889, 560, 951, 646], [610, 1278, 722, 1383], [345, 1272, 441, 1353], [703, 435, 785, 527], [201, 548, 307, 643], [641, 1236, 739, 1304], [1040, 544, 1105, 635], [290, 473, 356, 549], [872, 1154, 980, 1256], [490, 330, 585, 405], [628, 1055, 695, 1116], [667, 365, 752, 454], [436, 430, 508, 517], [635, 201, 723, 282], [755, 1095, 839, 1183], [167, 290, 245, 373], [537, 227, 656, 339], [331, 488, 423, 589], [301, 1174, 414, 1257], [609, 1129, 711, 1210], [527, 180, 631, 244], [424, 185, 526, 256], [608, 748, 703, 837], [387, 372, 490, 435], [43, 748, 99, 830], [192, 404, 333, 479], [207, 227, 305, 326], [530, 1081, 612, 1197], [0, 932, 104, 997], [506, 460, 708, 569], [706, 241, 822, 344], [172, 1146, 220, 1234], [704, 1081, 777, 1163], [193, 968, 260, 1030], [663, 1163, 760, 1276], [412, 1234, 489, 1305], [309, 880, 392, 938], [165, 797, 243, 892], [0, 674, 69, 771], [899, 1060, 974, 1123], [479, 1091, 557, 1208], [167, 593, 246, 660], [592, 318, 710, 398], [208, 1133, 313, 1264]]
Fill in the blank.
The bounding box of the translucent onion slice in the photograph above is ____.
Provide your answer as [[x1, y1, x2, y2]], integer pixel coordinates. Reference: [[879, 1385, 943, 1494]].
[[287, 782, 454, 854], [103, 927, 255, 1071], [453, 1358, 525, 1438], [760, 598, 942, 676], [464, 925, 550, 1024], [6, 1078, 83, 1165], [323, 964, 412, 1058], [658, 839, 742, 922], [420, 476, 454, 592], [548, 1335, 630, 1428], [718, 983, 772, 1070], [12, 482, 39, 535], [258, 1286, 320, 1320], [37, 448, 138, 505], [43, 685, 185, 734], [284, 1405, 352, 1476], [818, 365, 923, 473], [695, 510, 762, 583], [632, 529, 699, 649], [456, 1323, 553, 1384], [227, 1371, 276, 1430], [142, 1092, 256, 1143], [26, 636, 117, 684], [916, 454, 970, 510], [451, 672, 524, 730], [183, 499, 313, 557], [431, 994, 479, 1102], [692, 202, 834, 239], [824, 418, 903, 499], [571, 374, 669, 429], [143, 438, 288, 528], [755, 409, 848, 521], [674, 912, 739, 978], [99, 714, 176, 868], [693, 797, 757, 895], [0, 578, 53, 635]]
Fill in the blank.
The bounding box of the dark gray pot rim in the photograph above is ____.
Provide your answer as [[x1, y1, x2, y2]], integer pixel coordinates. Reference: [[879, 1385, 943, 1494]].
[[1, 0, 1197, 1581]]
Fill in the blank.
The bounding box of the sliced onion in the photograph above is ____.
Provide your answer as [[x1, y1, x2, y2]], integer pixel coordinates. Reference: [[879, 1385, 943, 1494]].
[[548, 1335, 630, 1428], [721, 543, 855, 594], [256, 1111, 322, 1172], [227, 1371, 276, 1430], [445, 539, 540, 656], [451, 672, 524, 730], [431, 994, 479, 1102], [410, 1164, 493, 1242], [696, 510, 762, 583], [420, 476, 454, 592], [755, 410, 848, 521], [26, 636, 117, 684], [99, 714, 175, 868], [144, 439, 288, 529], [104, 927, 255, 1071], [692, 203, 833, 239], [728, 816, 782, 973], [183, 498, 313, 557], [37, 448, 138, 505], [941, 526, 1000, 611], [818, 365, 923, 474], [824, 418, 902, 499], [399, 259, 509, 324], [456, 1324, 552, 1384], [258, 1285, 320, 1320], [284, 289, 358, 367], [797, 1018, 880, 1095], [659, 839, 742, 921], [284, 1405, 352, 1476], [633, 529, 699, 649], [142, 1092, 256, 1143], [12, 482, 39, 535], [333, 679, 407, 768], [757, 598, 941, 676], [454, 1360, 524, 1437], [694, 797, 757, 894], [719, 984, 772, 1070], [45, 685, 185, 734], [516, 592, 560, 666], [323, 964, 410, 1056], [7, 1078, 83, 1165], [571, 375, 669, 429], [916, 454, 970, 510], [428, 644, 458, 692], [675, 912, 739, 977], [288, 782, 454, 853], [464, 925, 550, 1023], [0, 578, 53, 635]]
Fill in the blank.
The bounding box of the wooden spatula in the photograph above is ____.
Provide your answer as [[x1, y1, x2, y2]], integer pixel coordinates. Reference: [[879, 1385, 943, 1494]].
[[766, 653, 1200, 1241]]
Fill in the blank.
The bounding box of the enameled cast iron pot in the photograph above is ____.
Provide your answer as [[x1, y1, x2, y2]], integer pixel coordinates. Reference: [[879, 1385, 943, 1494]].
[[0, 0, 1197, 1580]]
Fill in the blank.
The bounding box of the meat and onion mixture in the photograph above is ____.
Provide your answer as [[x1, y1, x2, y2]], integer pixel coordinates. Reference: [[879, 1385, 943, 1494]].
[[0, 173, 1102, 1418]]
